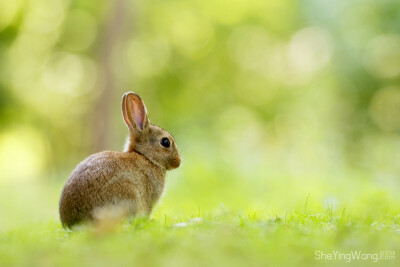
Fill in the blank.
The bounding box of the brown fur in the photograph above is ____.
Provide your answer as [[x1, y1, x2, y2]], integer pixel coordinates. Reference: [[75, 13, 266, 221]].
[[59, 92, 180, 228]]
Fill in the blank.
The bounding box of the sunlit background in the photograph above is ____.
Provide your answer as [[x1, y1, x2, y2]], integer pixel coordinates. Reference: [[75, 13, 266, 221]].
[[1, 0, 400, 230]]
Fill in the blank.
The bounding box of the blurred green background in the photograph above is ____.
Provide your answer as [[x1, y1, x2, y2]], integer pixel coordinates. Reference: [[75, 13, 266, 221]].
[[0, 0, 400, 231]]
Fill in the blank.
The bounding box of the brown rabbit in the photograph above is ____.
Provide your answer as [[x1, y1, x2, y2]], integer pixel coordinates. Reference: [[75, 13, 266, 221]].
[[59, 92, 181, 228]]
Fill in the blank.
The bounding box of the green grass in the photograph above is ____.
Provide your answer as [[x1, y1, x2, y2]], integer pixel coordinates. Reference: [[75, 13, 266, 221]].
[[1, 166, 400, 266], [1, 207, 399, 267]]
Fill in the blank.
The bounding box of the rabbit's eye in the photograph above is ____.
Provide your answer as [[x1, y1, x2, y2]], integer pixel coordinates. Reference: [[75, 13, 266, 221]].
[[160, 137, 171, 148]]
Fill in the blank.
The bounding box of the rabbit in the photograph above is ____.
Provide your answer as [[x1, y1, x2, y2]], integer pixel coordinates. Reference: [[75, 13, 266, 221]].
[[59, 92, 181, 228]]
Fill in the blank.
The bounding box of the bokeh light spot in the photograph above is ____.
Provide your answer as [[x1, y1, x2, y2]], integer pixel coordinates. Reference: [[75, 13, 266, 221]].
[[0, 128, 47, 181], [170, 11, 214, 59], [198, 0, 249, 25], [228, 25, 271, 72], [42, 52, 85, 94], [288, 27, 332, 75], [25, 0, 65, 33], [364, 35, 400, 78], [215, 106, 265, 174], [369, 86, 400, 131], [125, 38, 170, 77]]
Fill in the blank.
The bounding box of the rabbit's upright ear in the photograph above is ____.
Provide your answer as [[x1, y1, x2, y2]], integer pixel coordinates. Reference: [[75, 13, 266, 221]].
[[122, 92, 150, 133]]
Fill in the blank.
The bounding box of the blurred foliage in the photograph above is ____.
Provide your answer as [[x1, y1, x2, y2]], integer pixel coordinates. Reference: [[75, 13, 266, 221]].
[[0, 0, 400, 231]]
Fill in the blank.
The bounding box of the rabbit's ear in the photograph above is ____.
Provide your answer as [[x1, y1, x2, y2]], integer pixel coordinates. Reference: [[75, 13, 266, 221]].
[[122, 92, 150, 132]]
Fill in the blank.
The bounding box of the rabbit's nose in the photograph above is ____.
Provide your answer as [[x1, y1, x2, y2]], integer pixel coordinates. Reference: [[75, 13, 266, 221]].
[[175, 155, 181, 167], [169, 155, 181, 169]]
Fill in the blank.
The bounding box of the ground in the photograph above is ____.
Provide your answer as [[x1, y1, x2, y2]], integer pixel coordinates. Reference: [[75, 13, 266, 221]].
[[0, 170, 399, 266], [1, 208, 399, 266]]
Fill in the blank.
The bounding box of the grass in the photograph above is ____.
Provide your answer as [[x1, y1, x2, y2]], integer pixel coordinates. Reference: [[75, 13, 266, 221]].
[[1, 165, 400, 266], [1, 207, 399, 267]]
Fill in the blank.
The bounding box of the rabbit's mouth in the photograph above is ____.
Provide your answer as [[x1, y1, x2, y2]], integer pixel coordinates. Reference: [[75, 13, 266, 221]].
[[167, 155, 181, 170]]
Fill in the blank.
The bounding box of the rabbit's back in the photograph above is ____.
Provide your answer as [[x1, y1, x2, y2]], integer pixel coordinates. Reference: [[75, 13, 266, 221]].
[[59, 151, 165, 227]]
